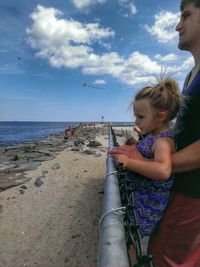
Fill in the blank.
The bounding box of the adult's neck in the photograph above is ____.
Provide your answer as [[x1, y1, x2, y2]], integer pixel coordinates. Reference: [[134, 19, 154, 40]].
[[191, 50, 200, 66]]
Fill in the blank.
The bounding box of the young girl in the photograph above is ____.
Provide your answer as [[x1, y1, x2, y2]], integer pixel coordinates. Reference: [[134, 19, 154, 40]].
[[109, 78, 181, 236]]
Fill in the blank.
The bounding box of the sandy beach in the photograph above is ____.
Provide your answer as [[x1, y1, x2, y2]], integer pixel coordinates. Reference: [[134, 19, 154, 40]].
[[0, 124, 131, 267]]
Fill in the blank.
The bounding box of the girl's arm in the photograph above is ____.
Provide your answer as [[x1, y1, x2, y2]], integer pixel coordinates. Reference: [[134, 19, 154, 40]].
[[114, 138, 175, 180]]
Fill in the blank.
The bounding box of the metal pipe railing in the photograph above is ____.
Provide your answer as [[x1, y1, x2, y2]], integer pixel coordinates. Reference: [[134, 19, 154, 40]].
[[98, 125, 130, 267]]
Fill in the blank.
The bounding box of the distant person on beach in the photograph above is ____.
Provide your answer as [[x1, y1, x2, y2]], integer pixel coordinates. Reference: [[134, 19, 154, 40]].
[[109, 79, 181, 240], [64, 126, 75, 140]]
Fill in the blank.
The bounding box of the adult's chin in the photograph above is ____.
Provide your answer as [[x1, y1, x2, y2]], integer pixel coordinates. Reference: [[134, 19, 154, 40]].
[[178, 40, 190, 51]]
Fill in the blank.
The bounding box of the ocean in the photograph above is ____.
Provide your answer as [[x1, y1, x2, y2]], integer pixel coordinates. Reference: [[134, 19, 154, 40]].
[[0, 121, 78, 147], [0, 121, 133, 148]]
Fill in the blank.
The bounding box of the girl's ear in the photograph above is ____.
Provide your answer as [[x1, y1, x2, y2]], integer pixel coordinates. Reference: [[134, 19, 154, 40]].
[[158, 111, 168, 122]]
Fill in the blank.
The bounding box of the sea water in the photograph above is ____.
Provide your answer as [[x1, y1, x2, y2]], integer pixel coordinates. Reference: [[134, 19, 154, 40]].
[[0, 121, 132, 147], [0, 121, 78, 147]]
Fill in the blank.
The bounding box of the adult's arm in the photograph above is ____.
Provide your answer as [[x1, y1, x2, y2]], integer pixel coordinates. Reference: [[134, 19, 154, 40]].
[[172, 139, 200, 172]]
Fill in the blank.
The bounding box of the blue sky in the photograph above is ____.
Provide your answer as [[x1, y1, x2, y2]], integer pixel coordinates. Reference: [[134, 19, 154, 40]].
[[0, 0, 194, 122]]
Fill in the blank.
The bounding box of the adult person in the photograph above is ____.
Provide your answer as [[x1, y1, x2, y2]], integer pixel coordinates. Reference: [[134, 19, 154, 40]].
[[110, 1, 200, 265], [147, 1, 200, 266]]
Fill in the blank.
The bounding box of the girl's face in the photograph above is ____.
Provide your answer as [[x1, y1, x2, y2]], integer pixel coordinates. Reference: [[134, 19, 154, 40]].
[[133, 98, 161, 135]]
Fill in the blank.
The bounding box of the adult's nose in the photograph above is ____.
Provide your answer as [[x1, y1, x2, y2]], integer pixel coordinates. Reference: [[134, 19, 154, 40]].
[[175, 20, 182, 32]]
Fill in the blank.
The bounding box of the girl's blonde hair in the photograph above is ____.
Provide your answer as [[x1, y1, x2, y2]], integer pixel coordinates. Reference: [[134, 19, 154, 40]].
[[134, 79, 181, 120]]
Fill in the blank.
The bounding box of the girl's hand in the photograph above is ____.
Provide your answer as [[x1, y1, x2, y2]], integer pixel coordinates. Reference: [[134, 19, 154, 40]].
[[108, 145, 144, 160], [108, 147, 130, 156], [113, 154, 129, 169]]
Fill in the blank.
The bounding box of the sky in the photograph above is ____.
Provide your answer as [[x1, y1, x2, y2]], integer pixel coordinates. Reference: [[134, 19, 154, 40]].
[[0, 0, 194, 122]]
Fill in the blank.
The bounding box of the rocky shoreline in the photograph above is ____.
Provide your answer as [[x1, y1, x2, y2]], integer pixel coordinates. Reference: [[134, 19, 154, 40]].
[[0, 124, 132, 266], [0, 124, 108, 192]]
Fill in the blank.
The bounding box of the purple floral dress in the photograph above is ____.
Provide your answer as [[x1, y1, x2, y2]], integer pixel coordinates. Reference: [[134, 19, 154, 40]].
[[128, 131, 174, 236]]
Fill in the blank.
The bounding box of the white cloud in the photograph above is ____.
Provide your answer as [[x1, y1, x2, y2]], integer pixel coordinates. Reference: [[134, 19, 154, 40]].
[[27, 5, 114, 68], [119, 0, 137, 17], [155, 53, 178, 62], [82, 51, 164, 85], [179, 56, 194, 70], [27, 5, 114, 46], [82, 52, 124, 76], [94, 79, 106, 84], [119, 0, 129, 4], [119, 52, 162, 85], [27, 5, 192, 87], [72, 0, 106, 9], [145, 11, 180, 43], [130, 2, 137, 15], [125, 52, 161, 73]]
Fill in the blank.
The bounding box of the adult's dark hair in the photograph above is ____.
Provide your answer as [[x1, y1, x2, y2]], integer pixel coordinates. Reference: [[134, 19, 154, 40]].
[[180, 0, 200, 11]]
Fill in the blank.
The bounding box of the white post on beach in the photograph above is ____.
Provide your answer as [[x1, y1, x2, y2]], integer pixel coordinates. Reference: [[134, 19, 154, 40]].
[[98, 125, 130, 267]]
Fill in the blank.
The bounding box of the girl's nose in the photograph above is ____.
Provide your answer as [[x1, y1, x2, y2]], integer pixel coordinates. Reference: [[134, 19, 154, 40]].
[[134, 119, 138, 125]]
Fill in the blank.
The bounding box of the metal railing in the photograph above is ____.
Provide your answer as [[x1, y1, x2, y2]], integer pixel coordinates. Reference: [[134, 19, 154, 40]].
[[98, 125, 130, 267], [98, 125, 154, 267]]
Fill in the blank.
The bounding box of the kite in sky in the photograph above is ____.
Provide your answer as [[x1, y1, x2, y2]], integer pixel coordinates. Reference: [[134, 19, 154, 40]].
[[82, 82, 105, 90]]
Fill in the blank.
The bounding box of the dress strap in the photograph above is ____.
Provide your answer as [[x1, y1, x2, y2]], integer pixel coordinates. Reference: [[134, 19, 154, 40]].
[[153, 131, 175, 143]]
